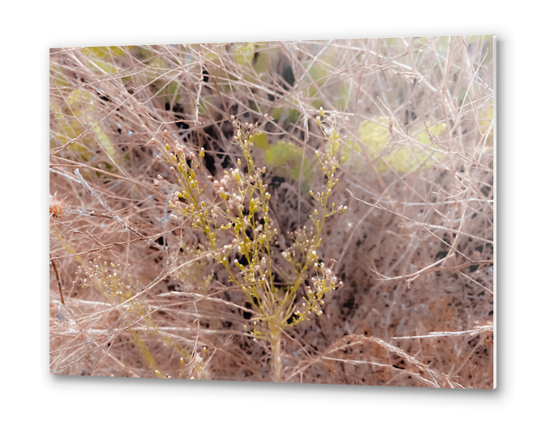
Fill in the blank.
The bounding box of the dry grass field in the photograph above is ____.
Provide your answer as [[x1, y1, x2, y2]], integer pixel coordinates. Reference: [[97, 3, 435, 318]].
[[50, 36, 494, 388]]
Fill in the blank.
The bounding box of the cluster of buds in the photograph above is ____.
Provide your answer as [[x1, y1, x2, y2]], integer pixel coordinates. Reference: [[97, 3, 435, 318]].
[[82, 259, 140, 309], [165, 141, 196, 163], [154, 174, 164, 186], [281, 109, 349, 326], [229, 193, 244, 211], [243, 319, 264, 341], [153, 132, 221, 249], [290, 260, 343, 324], [212, 173, 234, 199], [231, 113, 273, 152], [308, 107, 349, 224], [315, 108, 347, 170], [154, 127, 198, 165], [311, 261, 343, 296], [220, 237, 239, 254], [281, 226, 312, 263], [231, 113, 273, 132]]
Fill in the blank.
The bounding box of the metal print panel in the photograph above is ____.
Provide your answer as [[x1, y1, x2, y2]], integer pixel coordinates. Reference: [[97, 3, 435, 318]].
[[50, 37, 495, 388]]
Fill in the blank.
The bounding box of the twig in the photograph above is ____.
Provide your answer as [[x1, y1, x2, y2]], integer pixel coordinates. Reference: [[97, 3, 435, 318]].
[[50, 254, 65, 304]]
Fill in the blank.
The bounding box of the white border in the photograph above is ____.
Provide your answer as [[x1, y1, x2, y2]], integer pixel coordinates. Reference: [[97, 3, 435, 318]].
[[493, 34, 497, 390], [2, 1, 538, 422]]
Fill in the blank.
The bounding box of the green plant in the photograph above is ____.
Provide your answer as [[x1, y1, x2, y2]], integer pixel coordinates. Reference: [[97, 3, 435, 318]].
[[154, 108, 347, 381]]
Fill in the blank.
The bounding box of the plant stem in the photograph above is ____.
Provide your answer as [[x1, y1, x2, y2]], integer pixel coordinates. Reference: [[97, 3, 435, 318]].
[[50, 254, 65, 304], [270, 324, 281, 382]]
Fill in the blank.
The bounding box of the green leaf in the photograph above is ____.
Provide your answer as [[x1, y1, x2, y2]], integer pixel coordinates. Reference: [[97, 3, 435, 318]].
[[253, 47, 270, 74], [354, 118, 447, 173], [82, 46, 125, 58], [58, 89, 116, 159], [235, 43, 255, 67], [286, 108, 301, 123], [253, 133, 269, 150], [271, 108, 283, 121]]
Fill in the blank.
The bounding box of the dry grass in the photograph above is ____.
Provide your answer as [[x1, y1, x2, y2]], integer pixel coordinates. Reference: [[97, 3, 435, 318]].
[[50, 36, 494, 388]]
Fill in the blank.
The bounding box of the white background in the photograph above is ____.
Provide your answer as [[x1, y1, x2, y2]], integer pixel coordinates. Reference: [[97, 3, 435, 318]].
[[0, 1, 538, 422]]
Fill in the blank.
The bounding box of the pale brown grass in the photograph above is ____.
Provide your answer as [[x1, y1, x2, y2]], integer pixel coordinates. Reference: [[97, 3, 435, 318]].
[[50, 37, 494, 387]]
